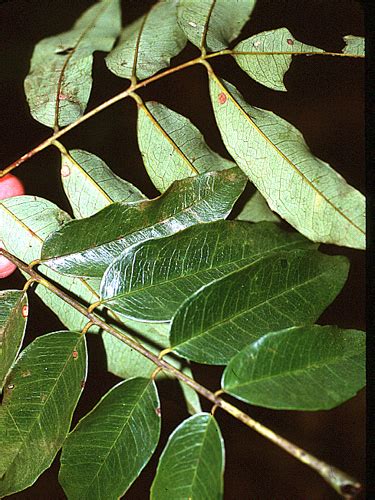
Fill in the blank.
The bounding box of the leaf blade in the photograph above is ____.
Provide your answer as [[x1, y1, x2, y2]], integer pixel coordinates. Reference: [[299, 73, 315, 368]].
[[342, 35, 364, 56]]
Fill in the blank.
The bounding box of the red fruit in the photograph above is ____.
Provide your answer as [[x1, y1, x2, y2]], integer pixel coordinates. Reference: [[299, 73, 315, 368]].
[[0, 174, 25, 199]]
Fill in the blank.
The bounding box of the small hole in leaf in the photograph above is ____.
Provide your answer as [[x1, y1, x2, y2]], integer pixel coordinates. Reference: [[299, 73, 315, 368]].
[[61, 164, 71, 177]]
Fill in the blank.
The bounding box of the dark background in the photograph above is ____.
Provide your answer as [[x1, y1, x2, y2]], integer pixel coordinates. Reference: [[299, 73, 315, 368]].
[[0, 1, 365, 498]]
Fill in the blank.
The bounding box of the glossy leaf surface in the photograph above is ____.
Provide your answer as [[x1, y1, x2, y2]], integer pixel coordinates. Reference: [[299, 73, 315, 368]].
[[61, 149, 145, 218], [0, 290, 28, 390], [24, 0, 121, 128], [42, 169, 247, 278], [234, 28, 323, 91], [343, 35, 365, 56], [59, 378, 160, 499], [170, 250, 349, 364], [100, 220, 315, 322], [177, 0, 256, 52], [0, 331, 87, 496], [222, 325, 365, 410], [209, 76, 365, 249], [151, 413, 224, 499], [137, 100, 234, 192], [106, 1, 186, 80]]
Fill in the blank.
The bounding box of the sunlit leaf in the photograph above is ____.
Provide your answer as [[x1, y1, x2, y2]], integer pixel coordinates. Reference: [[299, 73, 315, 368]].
[[170, 250, 349, 364], [137, 100, 234, 191], [100, 220, 315, 322], [233, 28, 323, 91], [222, 325, 365, 410], [236, 189, 280, 223], [209, 76, 365, 249], [342, 35, 364, 56], [59, 377, 160, 499], [61, 149, 145, 218], [0, 290, 28, 391], [24, 0, 121, 128], [151, 413, 224, 499], [106, 1, 186, 80], [177, 0, 256, 52], [0, 331, 87, 496], [41, 169, 247, 278]]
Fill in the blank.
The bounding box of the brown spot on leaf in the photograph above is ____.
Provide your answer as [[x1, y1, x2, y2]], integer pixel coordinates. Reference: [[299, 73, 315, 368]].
[[61, 164, 71, 177], [218, 92, 227, 105], [287, 39, 294, 45], [22, 304, 28, 318], [72, 350, 78, 360], [80, 380, 86, 388], [155, 407, 161, 417], [21, 370, 31, 378]]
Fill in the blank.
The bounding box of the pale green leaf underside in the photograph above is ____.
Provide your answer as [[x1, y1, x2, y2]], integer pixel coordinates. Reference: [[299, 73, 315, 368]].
[[170, 250, 349, 364], [59, 378, 160, 500], [343, 35, 364, 56], [0, 290, 27, 391], [100, 220, 315, 322], [209, 76, 365, 249], [234, 28, 323, 91], [222, 325, 365, 410], [177, 0, 256, 52], [61, 149, 145, 219], [106, 1, 186, 80], [137, 100, 234, 192], [41, 169, 247, 278], [151, 413, 224, 500], [24, 0, 121, 128], [236, 188, 280, 223], [0, 332, 87, 496]]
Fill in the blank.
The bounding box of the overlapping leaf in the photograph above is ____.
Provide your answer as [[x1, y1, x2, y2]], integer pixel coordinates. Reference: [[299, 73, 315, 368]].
[[209, 76, 365, 249], [236, 189, 280, 223], [233, 28, 323, 91], [343, 35, 365, 56], [0, 290, 28, 390], [59, 377, 160, 499], [61, 149, 145, 218], [170, 250, 349, 364], [222, 325, 365, 410], [0, 331, 87, 496], [24, 0, 121, 128], [106, 1, 186, 80], [151, 413, 224, 499], [177, 0, 256, 52], [100, 220, 315, 322], [137, 100, 234, 192], [41, 169, 247, 278]]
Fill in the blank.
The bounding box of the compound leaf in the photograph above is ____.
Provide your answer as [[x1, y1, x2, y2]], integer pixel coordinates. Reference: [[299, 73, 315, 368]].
[[0, 331, 87, 496], [342, 35, 364, 56], [24, 0, 121, 128], [170, 250, 349, 364], [59, 377, 160, 500], [222, 325, 365, 410]]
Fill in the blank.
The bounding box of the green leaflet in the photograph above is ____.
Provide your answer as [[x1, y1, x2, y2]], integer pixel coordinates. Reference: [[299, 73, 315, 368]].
[[177, 0, 256, 52], [41, 169, 247, 278], [0, 196, 101, 332], [343, 35, 365, 56], [233, 28, 323, 91], [151, 413, 224, 499], [61, 149, 145, 218], [169, 250, 349, 364], [209, 76, 365, 249], [24, 0, 121, 128], [222, 325, 365, 410], [0, 290, 28, 391], [137, 100, 234, 192], [236, 189, 280, 223], [0, 332, 87, 496], [106, 1, 186, 80], [59, 378, 160, 499], [100, 220, 315, 322]]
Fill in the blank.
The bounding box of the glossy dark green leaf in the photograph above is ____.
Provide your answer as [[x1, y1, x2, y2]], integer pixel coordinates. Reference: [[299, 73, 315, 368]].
[[137, 100, 234, 192], [236, 189, 280, 223], [177, 0, 256, 52], [100, 220, 315, 322], [106, 1, 186, 80], [233, 28, 323, 91], [170, 250, 349, 364], [59, 377, 160, 499], [41, 169, 247, 278], [0, 331, 87, 496], [61, 149, 145, 218], [151, 413, 224, 499], [0, 290, 28, 391], [343, 35, 364, 56], [209, 76, 365, 249], [24, 0, 121, 128], [222, 325, 365, 410]]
